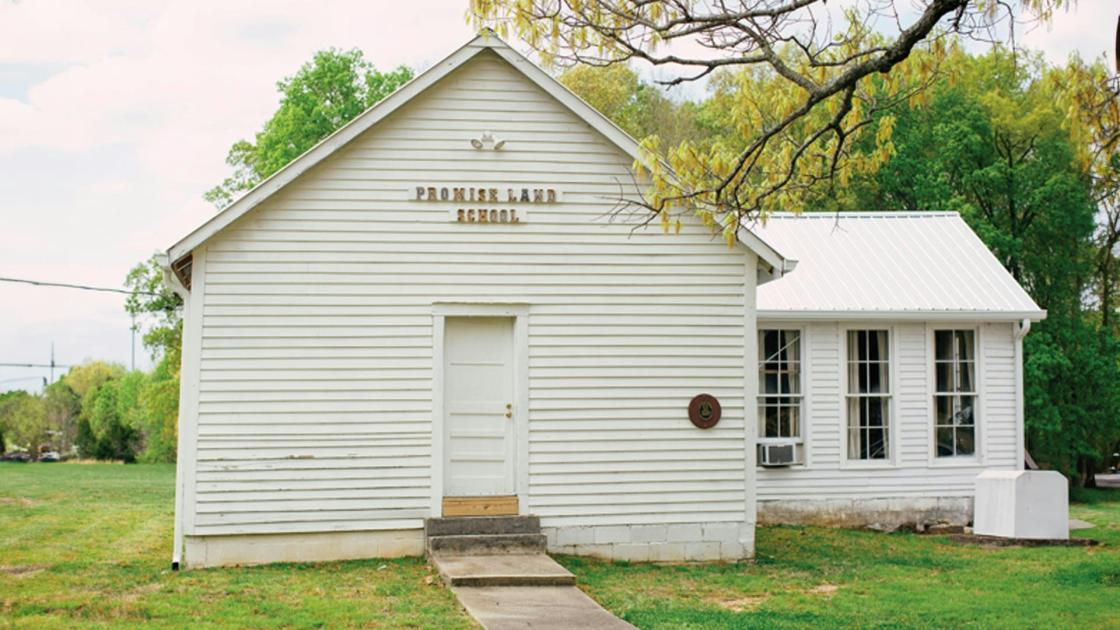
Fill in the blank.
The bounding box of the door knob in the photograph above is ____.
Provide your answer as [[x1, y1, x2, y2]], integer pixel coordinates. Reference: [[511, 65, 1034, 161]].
[[505, 403, 512, 418]]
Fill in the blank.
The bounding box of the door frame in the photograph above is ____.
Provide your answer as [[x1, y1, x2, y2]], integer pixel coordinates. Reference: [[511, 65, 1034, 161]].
[[431, 303, 529, 517]]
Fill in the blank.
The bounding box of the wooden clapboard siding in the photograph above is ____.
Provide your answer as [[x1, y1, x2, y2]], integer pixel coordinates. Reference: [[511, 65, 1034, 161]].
[[186, 50, 750, 537], [757, 321, 1021, 502]]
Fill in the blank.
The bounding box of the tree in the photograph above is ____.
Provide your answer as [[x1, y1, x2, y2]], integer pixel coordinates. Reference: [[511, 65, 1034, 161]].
[[43, 381, 81, 455], [471, 0, 1071, 240], [829, 47, 1120, 485], [1048, 56, 1120, 333], [204, 49, 414, 208], [125, 255, 184, 365], [0, 391, 48, 455], [559, 64, 708, 149]]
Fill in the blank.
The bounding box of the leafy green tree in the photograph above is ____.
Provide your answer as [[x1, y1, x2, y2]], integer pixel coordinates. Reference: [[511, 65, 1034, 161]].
[[559, 64, 708, 150], [204, 49, 414, 208], [43, 381, 81, 455], [0, 390, 48, 454], [125, 255, 183, 364], [836, 48, 1120, 485]]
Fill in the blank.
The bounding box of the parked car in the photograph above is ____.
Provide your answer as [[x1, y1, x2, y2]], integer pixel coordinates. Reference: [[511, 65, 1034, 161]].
[[0, 451, 31, 463], [39, 451, 60, 463]]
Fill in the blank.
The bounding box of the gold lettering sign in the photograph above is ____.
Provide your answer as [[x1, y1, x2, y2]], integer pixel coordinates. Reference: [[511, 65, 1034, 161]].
[[415, 186, 559, 204], [455, 208, 520, 224], [415, 185, 558, 223]]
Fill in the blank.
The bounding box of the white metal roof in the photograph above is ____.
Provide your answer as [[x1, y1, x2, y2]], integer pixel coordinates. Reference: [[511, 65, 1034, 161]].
[[754, 212, 1045, 321], [165, 31, 788, 275]]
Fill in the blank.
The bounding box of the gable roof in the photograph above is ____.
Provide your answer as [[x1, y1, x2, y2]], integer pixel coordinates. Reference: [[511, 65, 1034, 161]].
[[754, 212, 1045, 321], [166, 31, 789, 276]]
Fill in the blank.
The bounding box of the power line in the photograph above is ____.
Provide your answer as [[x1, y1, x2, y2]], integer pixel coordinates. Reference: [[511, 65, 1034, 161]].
[[0, 276, 162, 297], [0, 362, 74, 369]]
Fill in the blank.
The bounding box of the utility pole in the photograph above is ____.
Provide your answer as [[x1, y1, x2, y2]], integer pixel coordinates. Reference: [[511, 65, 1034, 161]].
[[50, 342, 55, 384], [130, 313, 136, 371]]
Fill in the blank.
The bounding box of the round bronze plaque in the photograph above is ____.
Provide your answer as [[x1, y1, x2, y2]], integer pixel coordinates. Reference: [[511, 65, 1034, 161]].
[[688, 394, 721, 429]]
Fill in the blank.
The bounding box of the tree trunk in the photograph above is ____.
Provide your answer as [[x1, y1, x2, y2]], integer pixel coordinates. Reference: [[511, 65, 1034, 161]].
[[1080, 457, 1099, 488]]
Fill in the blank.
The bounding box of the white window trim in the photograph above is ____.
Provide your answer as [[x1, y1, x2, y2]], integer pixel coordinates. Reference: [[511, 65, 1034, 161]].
[[927, 324, 984, 467], [756, 323, 808, 468], [840, 323, 897, 469]]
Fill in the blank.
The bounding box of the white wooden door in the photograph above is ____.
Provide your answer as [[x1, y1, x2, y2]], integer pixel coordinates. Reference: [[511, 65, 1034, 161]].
[[443, 317, 516, 496]]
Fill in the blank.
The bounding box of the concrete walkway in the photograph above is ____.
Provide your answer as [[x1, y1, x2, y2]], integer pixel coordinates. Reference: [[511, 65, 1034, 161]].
[[453, 585, 635, 630], [432, 554, 634, 629]]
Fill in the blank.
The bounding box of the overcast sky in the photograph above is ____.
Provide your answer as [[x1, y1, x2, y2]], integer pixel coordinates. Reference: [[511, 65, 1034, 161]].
[[0, 1, 1115, 393]]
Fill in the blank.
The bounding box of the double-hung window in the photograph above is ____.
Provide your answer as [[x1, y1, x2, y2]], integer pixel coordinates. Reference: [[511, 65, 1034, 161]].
[[846, 329, 890, 461], [758, 329, 802, 442], [934, 330, 977, 458]]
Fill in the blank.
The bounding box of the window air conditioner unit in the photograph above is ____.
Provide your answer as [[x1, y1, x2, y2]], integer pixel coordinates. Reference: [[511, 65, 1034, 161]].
[[759, 442, 801, 467]]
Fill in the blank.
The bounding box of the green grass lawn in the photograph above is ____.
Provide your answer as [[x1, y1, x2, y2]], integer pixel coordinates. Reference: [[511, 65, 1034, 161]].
[[560, 489, 1120, 629], [3, 464, 1117, 629], [0, 463, 474, 629]]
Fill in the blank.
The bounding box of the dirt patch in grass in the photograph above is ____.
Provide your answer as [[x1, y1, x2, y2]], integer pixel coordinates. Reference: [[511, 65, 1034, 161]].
[[0, 564, 47, 577], [808, 584, 840, 598], [0, 496, 36, 506], [710, 593, 770, 611]]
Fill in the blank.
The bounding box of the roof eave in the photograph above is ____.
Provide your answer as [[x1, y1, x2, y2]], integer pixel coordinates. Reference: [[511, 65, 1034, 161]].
[[757, 309, 1047, 322]]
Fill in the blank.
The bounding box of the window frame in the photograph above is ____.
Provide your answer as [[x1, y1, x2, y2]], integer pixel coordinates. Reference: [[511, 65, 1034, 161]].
[[841, 324, 896, 468], [927, 325, 983, 466]]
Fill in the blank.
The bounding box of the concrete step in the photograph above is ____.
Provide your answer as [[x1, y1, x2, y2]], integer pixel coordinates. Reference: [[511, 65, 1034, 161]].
[[432, 554, 576, 587], [425, 515, 541, 537], [427, 533, 547, 556]]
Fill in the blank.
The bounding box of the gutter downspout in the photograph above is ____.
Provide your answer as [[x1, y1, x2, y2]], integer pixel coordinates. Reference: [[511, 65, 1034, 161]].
[[159, 254, 188, 571], [1013, 318, 1032, 470]]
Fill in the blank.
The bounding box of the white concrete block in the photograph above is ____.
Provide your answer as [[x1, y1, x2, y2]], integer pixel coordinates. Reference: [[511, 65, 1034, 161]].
[[556, 526, 594, 547], [666, 523, 702, 543], [684, 541, 722, 562], [630, 524, 669, 544], [974, 470, 1068, 539], [719, 541, 745, 560], [593, 525, 632, 545], [611, 544, 652, 562], [649, 543, 688, 562], [543, 527, 558, 548], [701, 523, 740, 544]]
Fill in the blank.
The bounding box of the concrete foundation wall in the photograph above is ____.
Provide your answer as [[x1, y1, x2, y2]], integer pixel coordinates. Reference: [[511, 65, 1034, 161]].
[[183, 529, 425, 569], [543, 522, 754, 562], [758, 497, 973, 530]]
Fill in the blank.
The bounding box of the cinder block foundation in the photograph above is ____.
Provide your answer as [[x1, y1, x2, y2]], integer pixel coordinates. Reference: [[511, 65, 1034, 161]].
[[543, 522, 753, 561], [758, 497, 973, 529], [183, 529, 425, 569]]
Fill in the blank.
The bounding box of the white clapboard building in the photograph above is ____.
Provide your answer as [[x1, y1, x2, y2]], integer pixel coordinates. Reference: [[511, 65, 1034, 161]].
[[162, 33, 1044, 569]]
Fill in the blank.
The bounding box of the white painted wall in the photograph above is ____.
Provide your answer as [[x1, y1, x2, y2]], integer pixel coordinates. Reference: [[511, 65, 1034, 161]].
[[180, 50, 754, 540], [756, 320, 1020, 511]]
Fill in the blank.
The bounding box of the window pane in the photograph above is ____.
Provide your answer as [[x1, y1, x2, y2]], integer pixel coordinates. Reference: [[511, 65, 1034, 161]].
[[762, 403, 779, 437], [935, 395, 953, 425], [955, 395, 975, 426], [958, 360, 974, 393], [868, 361, 888, 394], [936, 426, 955, 457], [763, 372, 779, 395], [956, 331, 974, 362], [935, 330, 953, 361], [955, 425, 975, 456], [763, 330, 779, 361]]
